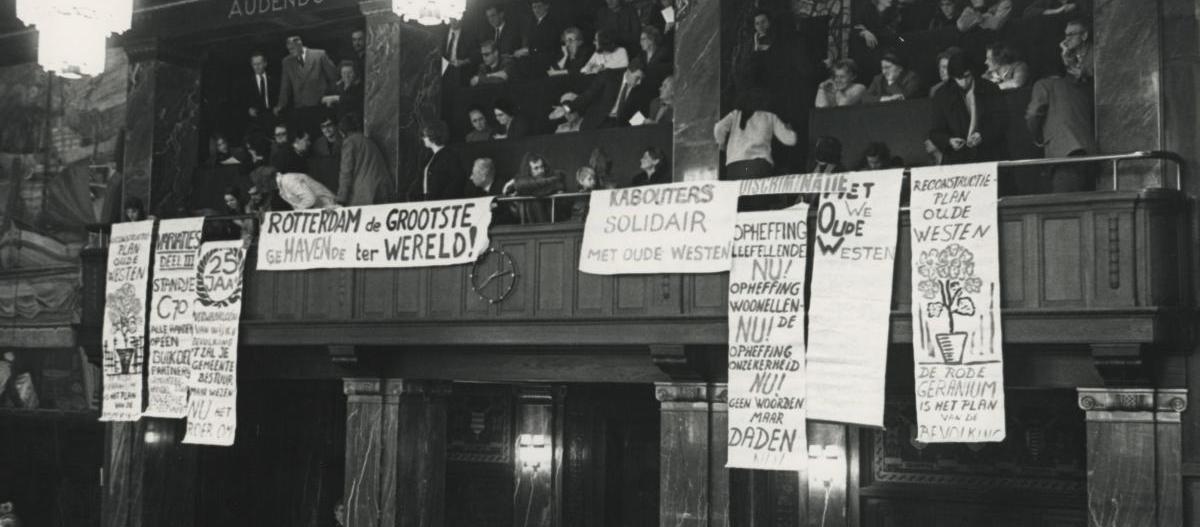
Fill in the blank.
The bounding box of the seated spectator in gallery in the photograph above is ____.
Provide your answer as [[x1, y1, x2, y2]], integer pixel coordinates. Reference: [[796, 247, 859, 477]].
[[864, 51, 922, 103], [929, 46, 966, 97], [492, 99, 529, 140], [645, 75, 675, 125], [630, 146, 671, 187], [588, 146, 615, 192], [244, 136, 272, 169], [472, 40, 515, 86], [220, 186, 256, 241], [547, 27, 593, 76], [337, 113, 393, 206], [550, 92, 584, 134], [518, 0, 565, 71], [810, 136, 845, 173], [929, 0, 963, 29], [322, 60, 364, 121], [569, 164, 615, 220], [815, 59, 867, 108], [639, 25, 672, 90], [504, 153, 566, 223], [313, 117, 342, 158], [208, 134, 243, 166], [957, 0, 1013, 32], [565, 59, 649, 130], [851, 0, 900, 80], [408, 120, 464, 202], [1060, 18, 1092, 81], [751, 10, 776, 52], [270, 124, 292, 155], [857, 141, 904, 170], [594, 0, 641, 49], [123, 197, 148, 222], [1026, 34, 1097, 192], [581, 29, 630, 75], [713, 88, 797, 181], [482, 3, 521, 57], [270, 130, 312, 174], [983, 42, 1029, 90], [1023, 0, 1087, 18], [464, 157, 505, 198], [250, 165, 337, 210], [929, 54, 1007, 164], [465, 105, 495, 142]]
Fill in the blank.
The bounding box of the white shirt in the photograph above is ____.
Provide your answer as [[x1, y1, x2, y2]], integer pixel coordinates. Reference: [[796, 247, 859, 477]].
[[257, 73, 269, 107], [713, 110, 798, 166], [582, 47, 629, 74], [276, 172, 337, 209], [446, 27, 461, 60]]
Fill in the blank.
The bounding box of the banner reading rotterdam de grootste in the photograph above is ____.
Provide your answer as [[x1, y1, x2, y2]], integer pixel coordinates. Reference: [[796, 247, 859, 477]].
[[909, 163, 1006, 443], [256, 197, 493, 270]]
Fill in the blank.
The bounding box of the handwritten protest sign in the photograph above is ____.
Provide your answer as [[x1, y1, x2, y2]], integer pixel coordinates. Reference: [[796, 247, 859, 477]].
[[100, 220, 154, 422], [256, 197, 493, 270], [726, 206, 808, 470], [184, 240, 246, 446], [806, 170, 903, 427], [909, 163, 1005, 443], [144, 218, 204, 418], [579, 181, 738, 274]]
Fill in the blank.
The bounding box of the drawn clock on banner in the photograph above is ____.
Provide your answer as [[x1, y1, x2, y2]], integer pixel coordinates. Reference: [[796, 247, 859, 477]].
[[470, 247, 518, 304]]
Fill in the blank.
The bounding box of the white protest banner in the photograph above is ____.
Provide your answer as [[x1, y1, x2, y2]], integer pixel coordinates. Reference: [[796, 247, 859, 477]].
[[726, 206, 808, 470], [909, 163, 1005, 443], [101, 220, 155, 421], [579, 181, 738, 274], [806, 170, 903, 427], [256, 197, 493, 270], [184, 240, 246, 446], [144, 218, 204, 418]]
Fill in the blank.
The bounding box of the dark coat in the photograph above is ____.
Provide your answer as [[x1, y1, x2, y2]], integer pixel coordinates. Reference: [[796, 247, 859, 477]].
[[483, 23, 522, 56], [929, 77, 1007, 163], [337, 132, 393, 206], [278, 48, 339, 109], [329, 80, 364, 122], [407, 148, 465, 201], [569, 69, 648, 130]]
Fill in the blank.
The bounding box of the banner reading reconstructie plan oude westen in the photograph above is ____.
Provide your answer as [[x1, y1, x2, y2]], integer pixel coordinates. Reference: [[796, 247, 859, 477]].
[[579, 181, 739, 274], [256, 197, 493, 270], [100, 220, 154, 422]]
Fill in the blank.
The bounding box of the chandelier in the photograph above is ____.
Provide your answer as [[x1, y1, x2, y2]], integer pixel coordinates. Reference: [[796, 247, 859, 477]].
[[16, 0, 132, 78], [392, 0, 465, 26]]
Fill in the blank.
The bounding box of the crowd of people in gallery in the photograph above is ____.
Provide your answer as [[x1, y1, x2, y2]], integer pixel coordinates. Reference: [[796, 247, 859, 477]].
[[181, 0, 1097, 232]]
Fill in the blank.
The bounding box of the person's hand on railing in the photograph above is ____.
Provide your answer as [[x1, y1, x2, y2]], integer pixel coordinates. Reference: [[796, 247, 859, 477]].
[[966, 132, 982, 148]]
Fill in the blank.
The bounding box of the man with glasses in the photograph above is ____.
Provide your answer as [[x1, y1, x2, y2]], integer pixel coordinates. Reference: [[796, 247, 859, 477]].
[[1059, 18, 1092, 81], [471, 40, 514, 86], [1025, 18, 1097, 192]]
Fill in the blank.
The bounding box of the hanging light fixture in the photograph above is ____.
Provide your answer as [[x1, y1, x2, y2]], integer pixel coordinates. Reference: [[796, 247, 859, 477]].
[[392, 0, 465, 26], [16, 0, 132, 78]]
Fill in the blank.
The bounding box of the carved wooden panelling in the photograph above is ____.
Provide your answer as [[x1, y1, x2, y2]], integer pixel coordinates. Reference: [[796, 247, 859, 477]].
[[535, 239, 570, 316], [497, 241, 530, 318], [356, 269, 393, 320], [1041, 216, 1085, 304], [1091, 211, 1134, 306], [446, 383, 513, 463], [274, 271, 303, 320], [1000, 219, 1025, 307], [394, 268, 423, 318], [429, 266, 464, 318], [1146, 209, 1180, 306], [686, 274, 728, 316], [302, 270, 352, 320], [893, 217, 913, 311]]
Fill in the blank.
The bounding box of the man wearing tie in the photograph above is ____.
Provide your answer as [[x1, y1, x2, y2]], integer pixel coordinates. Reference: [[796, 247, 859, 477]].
[[483, 4, 521, 57], [275, 35, 339, 142], [441, 18, 474, 87], [243, 52, 276, 141], [564, 59, 648, 130]]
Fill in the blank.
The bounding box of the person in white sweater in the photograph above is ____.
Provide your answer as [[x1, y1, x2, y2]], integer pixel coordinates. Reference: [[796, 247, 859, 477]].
[[713, 88, 797, 180], [250, 166, 337, 210]]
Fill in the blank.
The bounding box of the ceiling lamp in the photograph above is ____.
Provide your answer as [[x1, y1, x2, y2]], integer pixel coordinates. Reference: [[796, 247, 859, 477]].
[[392, 0, 465, 26], [16, 0, 132, 78]]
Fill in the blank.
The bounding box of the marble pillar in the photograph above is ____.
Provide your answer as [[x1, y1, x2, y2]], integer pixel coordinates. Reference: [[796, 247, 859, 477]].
[[656, 382, 729, 527], [101, 419, 197, 527], [388, 379, 451, 527], [1077, 388, 1187, 527], [1092, 0, 1168, 189], [360, 0, 442, 200], [122, 39, 202, 216], [343, 379, 385, 527], [672, 0, 723, 182]]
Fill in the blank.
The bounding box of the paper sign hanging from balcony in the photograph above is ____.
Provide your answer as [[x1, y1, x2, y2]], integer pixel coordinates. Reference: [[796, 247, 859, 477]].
[[806, 170, 903, 428], [909, 163, 1005, 443], [100, 220, 155, 422], [256, 197, 493, 270], [144, 218, 204, 419], [184, 240, 246, 447], [726, 206, 808, 471], [579, 181, 737, 274]]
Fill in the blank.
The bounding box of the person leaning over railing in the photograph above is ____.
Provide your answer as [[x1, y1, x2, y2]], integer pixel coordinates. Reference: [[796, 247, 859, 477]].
[[250, 165, 337, 210], [504, 152, 566, 224]]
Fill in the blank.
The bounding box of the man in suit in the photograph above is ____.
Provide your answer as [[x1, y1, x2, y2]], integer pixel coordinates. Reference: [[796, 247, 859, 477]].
[[350, 29, 367, 78], [270, 130, 311, 174], [565, 59, 649, 130], [483, 4, 521, 57], [441, 18, 475, 87], [336, 113, 393, 206], [242, 52, 277, 140], [929, 54, 1006, 165], [517, 0, 564, 73], [313, 117, 342, 159], [408, 121, 464, 201], [471, 40, 515, 86], [595, 0, 641, 50], [275, 35, 339, 141]]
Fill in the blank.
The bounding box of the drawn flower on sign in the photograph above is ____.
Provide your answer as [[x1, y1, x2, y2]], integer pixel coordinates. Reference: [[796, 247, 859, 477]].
[[916, 243, 982, 334], [106, 282, 144, 349]]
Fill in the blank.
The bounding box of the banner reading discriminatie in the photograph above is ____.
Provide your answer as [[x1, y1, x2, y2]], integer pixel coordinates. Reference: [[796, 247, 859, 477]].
[[100, 220, 155, 422], [184, 240, 247, 446], [579, 181, 738, 274], [256, 197, 493, 270], [909, 163, 1005, 443], [144, 218, 204, 418]]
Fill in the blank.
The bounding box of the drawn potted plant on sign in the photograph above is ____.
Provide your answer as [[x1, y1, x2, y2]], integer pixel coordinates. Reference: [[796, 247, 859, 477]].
[[916, 243, 982, 364], [106, 282, 144, 374]]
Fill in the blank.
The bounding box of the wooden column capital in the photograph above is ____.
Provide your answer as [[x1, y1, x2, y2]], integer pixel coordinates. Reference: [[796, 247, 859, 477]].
[[343, 377, 383, 397], [1077, 387, 1188, 422], [383, 379, 453, 398]]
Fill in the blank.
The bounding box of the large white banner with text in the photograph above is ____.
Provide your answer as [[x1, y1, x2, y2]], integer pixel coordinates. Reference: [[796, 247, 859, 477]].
[[579, 181, 738, 274], [144, 218, 204, 418], [184, 240, 246, 446], [256, 198, 493, 270], [726, 205, 808, 470], [806, 170, 903, 427], [909, 163, 1006, 443], [100, 220, 155, 422]]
